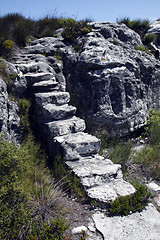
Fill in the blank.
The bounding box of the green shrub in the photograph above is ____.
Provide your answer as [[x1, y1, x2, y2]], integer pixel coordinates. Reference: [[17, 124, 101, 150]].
[[108, 181, 152, 216], [0, 134, 70, 239], [118, 17, 150, 37], [0, 13, 34, 49], [0, 60, 9, 83], [62, 18, 91, 48], [2, 39, 14, 51], [142, 33, 156, 46], [0, 135, 31, 239], [134, 145, 160, 180], [133, 110, 160, 180], [145, 109, 160, 145]]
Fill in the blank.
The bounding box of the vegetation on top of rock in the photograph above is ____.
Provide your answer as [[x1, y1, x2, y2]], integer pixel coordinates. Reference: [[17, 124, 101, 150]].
[[0, 13, 92, 58], [118, 17, 150, 37], [61, 18, 92, 47], [118, 17, 157, 57]]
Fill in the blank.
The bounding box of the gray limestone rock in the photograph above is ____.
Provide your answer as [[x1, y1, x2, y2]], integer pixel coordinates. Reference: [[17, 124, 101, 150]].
[[64, 22, 160, 137], [87, 179, 135, 203], [41, 103, 76, 120], [92, 203, 160, 240], [45, 116, 86, 138], [32, 80, 58, 92], [54, 132, 101, 160], [35, 91, 70, 106]]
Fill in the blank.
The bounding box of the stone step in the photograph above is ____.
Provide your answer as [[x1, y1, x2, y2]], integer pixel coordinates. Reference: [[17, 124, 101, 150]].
[[24, 72, 55, 85], [41, 103, 76, 120], [43, 116, 86, 138], [54, 132, 101, 160], [16, 61, 53, 74], [66, 155, 123, 188], [86, 179, 136, 203], [35, 91, 70, 106], [32, 80, 58, 93]]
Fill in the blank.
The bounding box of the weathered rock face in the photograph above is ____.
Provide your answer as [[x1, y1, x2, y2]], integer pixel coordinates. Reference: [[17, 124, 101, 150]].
[[12, 22, 160, 138], [0, 76, 21, 143], [63, 22, 160, 136]]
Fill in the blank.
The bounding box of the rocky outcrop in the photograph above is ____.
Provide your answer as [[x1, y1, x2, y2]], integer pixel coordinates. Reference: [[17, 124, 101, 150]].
[[63, 22, 160, 137], [18, 22, 160, 137], [12, 49, 135, 205]]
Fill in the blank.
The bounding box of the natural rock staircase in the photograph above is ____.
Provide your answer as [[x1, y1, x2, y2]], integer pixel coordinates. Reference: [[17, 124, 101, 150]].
[[14, 52, 135, 206]]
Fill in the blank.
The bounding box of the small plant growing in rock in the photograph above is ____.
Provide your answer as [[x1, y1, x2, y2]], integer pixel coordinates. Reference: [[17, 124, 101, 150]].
[[79, 230, 87, 240], [135, 45, 149, 54], [2, 39, 14, 51], [18, 98, 31, 134]]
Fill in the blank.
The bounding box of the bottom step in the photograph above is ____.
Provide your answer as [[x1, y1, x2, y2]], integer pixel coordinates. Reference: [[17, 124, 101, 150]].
[[87, 179, 135, 203]]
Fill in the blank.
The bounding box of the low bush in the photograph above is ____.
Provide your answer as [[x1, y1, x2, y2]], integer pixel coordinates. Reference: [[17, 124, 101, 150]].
[[134, 145, 160, 180], [133, 110, 160, 180], [118, 17, 150, 37], [142, 33, 156, 46], [145, 109, 160, 145], [61, 18, 91, 48], [108, 181, 152, 216], [0, 134, 70, 239]]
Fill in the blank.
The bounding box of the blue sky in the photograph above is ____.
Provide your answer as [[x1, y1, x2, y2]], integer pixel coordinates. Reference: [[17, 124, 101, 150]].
[[1, 0, 160, 23]]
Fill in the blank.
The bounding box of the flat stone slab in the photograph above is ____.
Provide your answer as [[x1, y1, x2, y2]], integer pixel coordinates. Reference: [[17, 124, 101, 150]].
[[66, 156, 123, 188], [92, 203, 160, 240], [54, 132, 101, 160], [35, 91, 70, 106], [45, 116, 86, 137], [87, 179, 135, 202], [42, 103, 76, 120], [33, 80, 58, 92], [25, 72, 55, 84]]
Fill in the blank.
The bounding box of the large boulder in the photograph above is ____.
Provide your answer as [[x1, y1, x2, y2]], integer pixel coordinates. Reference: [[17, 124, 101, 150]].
[[63, 22, 160, 137]]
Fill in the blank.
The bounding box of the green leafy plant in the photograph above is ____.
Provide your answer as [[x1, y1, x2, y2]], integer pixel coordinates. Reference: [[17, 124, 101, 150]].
[[2, 39, 14, 51], [142, 33, 156, 46], [145, 109, 160, 145], [108, 181, 152, 216], [133, 110, 160, 180]]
